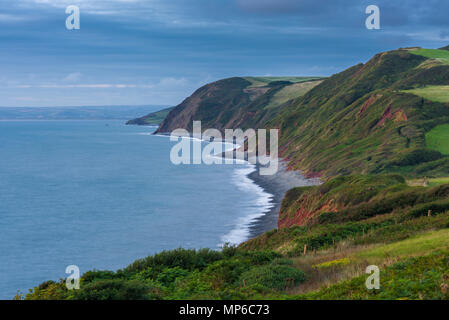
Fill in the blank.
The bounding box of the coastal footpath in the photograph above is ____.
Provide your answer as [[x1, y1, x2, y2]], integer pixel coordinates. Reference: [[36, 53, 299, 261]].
[[25, 46, 449, 300]]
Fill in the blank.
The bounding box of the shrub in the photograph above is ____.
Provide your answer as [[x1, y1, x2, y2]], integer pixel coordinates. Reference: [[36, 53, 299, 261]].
[[122, 248, 224, 274], [389, 149, 442, 167], [156, 267, 189, 287], [82, 270, 117, 283], [73, 279, 159, 300], [314, 258, 351, 269], [26, 280, 68, 300], [238, 265, 306, 291], [408, 200, 449, 218]]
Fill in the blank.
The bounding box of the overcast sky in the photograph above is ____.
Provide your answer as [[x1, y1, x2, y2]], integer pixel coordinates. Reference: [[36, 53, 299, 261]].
[[1, 0, 448, 107]]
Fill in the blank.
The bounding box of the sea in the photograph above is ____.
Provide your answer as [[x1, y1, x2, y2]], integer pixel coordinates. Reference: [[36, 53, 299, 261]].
[[0, 120, 274, 299]]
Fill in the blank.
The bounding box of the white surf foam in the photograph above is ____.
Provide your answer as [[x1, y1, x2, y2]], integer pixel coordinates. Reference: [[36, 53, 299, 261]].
[[219, 164, 275, 246]]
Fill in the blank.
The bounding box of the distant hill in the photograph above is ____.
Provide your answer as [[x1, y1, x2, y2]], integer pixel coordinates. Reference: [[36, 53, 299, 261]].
[[150, 77, 323, 133], [0, 105, 169, 121], [126, 106, 175, 125]]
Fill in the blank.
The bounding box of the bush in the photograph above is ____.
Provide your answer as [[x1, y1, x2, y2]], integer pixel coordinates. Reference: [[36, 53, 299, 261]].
[[26, 280, 68, 300], [390, 149, 442, 167], [122, 248, 224, 274], [82, 270, 117, 283], [73, 279, 159, 300], [156, 267, 189, 287], [238, 265, 306, 291], [408, 200, 449, 218]]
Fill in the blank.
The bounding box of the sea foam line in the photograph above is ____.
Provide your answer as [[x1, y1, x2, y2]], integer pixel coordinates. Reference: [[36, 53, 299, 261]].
[[138, 130, 275, 247], [219, 164, 275, 247]]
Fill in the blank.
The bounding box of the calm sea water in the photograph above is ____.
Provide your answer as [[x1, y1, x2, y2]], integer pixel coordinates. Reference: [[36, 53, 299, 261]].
[[0, 120, 273, 299]]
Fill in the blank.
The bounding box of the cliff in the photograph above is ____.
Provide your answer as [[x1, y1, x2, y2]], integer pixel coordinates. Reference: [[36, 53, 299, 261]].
[[153, 76, 323, 133], [126, 106, 175, 125]]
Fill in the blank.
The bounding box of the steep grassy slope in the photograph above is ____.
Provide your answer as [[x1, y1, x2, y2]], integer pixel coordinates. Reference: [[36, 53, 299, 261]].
[[154, 77, 322, 133], [270, 49, 449, 178], [126, 107, 175, 125]]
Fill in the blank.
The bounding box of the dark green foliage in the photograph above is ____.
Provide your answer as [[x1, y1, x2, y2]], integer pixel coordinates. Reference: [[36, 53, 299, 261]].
[[388, 149, 442, 167], [73, 279, 158, 300], [238, 265, 306, 290], [82, 270, 118, 283], [408, 200, 449, 218], [26, 248, 288, 300], [122, 248, 224, 275], [156, 267, 189, 286]]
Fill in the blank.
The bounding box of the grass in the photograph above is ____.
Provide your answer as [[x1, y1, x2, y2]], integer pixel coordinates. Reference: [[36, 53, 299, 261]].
[[244, 77, 323, 88], [265, 81, 323, 109], [407, 177, 449, 187], [428, 177, 449, 186], [356, 229, 449, 260], [297, 250, 449, 300], [410, 48, 449, 62], [426, 124, 449, 155], [403, 85, 449, 103], [127, 106, 174, 125], [287, 228, 449, 296]]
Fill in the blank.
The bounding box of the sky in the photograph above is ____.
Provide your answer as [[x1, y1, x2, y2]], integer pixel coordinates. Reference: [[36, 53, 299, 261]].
[[0, 0, 448, 107]]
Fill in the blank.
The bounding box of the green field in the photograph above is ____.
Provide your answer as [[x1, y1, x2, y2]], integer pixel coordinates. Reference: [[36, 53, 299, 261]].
[[356, 229, 449, 260], [428, 177, 449, 187], [126, 106, 174, 125], [426, 124, 449, 155], [404, 85, 449, 103], [244, 76, 323, 88], [408, 177, 449, 187], [265, 80, 323, 109], [410, 48, 449, 62]]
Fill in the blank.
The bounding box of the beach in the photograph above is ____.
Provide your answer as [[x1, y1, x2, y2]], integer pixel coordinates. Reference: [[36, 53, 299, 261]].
[[246, 160, 321, 238]]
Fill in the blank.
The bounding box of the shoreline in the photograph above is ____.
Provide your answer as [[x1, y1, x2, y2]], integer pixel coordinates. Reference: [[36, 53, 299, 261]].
[[245, 160, 321, 239], [151, 129, 321, 244]]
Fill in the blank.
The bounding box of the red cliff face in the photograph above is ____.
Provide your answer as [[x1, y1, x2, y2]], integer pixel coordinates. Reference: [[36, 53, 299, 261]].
[[278, 198, 340, 229], [376, 104, 408, 127], [357, 94, 383, 117]]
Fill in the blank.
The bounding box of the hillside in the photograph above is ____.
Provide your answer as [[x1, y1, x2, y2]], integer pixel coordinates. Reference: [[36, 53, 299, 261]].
[[153, 77, 323, 133], [126, 106, 175, 125], [271, 48, 449, 179]]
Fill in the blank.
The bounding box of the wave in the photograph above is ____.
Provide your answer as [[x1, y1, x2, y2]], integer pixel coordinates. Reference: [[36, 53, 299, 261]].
[[219, 164, 274, 246], [139, 130, 273, 247]]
